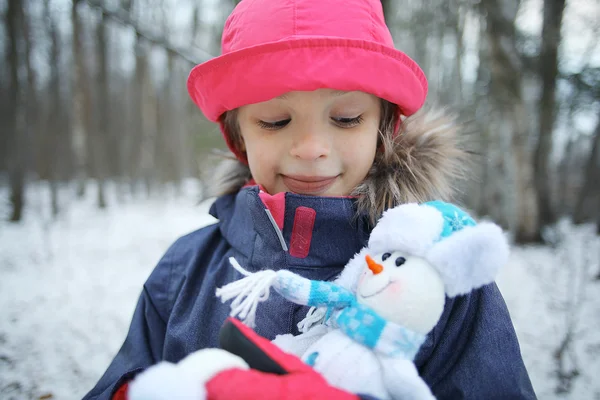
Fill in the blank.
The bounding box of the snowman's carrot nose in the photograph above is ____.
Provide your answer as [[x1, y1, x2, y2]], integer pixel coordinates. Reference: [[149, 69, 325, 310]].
[[366, 255, 383, 275]]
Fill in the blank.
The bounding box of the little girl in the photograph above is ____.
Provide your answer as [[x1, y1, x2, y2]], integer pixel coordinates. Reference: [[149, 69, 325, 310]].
[[85, 0, 536, 398]]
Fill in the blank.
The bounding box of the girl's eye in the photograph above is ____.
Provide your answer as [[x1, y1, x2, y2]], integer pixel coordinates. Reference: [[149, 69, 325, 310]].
[[395, 257, 406, 267], [332, 116, 363, 128], [257, 119, 291, 130], [381, 253, 391, 261]]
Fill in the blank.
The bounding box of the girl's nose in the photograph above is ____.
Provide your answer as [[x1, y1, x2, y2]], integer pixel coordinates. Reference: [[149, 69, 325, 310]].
[[290, 131, 331, 160]]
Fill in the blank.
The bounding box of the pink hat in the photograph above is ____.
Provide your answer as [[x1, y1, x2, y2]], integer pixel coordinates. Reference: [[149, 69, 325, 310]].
[[187, 0, 428, 162]]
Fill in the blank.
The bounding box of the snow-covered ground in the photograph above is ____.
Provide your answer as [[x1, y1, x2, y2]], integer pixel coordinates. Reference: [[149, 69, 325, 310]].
[[0, 181, 599, 399], [497, 220, 600, 400]]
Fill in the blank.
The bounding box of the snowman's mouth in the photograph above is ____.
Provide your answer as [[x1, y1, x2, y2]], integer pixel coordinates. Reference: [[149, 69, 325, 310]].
[[358, 279, 391, 298]]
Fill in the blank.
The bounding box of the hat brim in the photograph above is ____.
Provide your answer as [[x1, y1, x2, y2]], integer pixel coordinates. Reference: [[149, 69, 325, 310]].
[[187, 37, 427, 122]]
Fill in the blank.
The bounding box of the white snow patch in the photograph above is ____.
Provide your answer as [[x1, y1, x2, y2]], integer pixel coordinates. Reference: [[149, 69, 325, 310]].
[[497, 220, 600, 399], [0, 180, 217, 399]]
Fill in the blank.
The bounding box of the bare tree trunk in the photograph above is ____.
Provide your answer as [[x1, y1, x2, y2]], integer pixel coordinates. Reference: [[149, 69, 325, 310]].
[[94, 10, 109, 208], [6, 0, 26, 222], [136, 38, 157, 196], [481, 0, 540, 242], [23, 0, 36, 188], [155, 52, 180, 186], [192, 0, 202, 45], [155, 79, 166, 186], [46, 0, 62, 217], [558, 131, 576, 214], [534, 0, 566, 229], [72, 0, 89, 198], [129, 33, 145, 193], [169, 57, 189, 189], [452, 2, 465, 104], [412, 8, 431, 85], [512, 104, 540, 242], [433, 5, 446, 102], [381, 0, 393, 26], [473, 17, 494, 219], [573, 113, 600, 224]]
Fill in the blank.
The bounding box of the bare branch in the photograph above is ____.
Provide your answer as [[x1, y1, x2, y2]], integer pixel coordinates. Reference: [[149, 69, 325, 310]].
[[81, 0, 214, 65]]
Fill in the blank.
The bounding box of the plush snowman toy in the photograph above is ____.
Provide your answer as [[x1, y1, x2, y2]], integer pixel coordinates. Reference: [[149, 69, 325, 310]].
[[213, 201, 510, 400]]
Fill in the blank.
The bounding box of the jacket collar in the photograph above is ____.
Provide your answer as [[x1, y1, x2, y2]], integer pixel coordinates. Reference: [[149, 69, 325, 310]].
[[210, 186, 372, 271]]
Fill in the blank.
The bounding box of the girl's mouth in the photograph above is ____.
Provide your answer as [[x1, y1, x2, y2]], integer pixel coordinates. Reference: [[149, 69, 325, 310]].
[[282, 175, 339, 195]]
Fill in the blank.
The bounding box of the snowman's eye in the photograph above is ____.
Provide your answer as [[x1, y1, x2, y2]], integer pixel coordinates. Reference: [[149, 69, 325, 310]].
[[395, 257, 406, 267], [381, 253, 391, 261]]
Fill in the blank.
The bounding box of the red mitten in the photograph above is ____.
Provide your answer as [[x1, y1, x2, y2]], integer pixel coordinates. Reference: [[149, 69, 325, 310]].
[[205, 318, 359, 400], [126, 318, 360, 400]]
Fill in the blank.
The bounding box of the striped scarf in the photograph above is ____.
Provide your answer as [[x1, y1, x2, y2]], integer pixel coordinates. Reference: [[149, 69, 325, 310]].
[[217, 261, 426, 359]]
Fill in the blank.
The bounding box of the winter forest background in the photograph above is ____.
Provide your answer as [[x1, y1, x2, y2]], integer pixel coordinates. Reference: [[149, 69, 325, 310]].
[[0, 0, 599, 399]]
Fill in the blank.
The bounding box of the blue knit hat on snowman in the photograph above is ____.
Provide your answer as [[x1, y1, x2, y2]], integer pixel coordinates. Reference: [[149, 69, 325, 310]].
[[336, 201, 508, 298]]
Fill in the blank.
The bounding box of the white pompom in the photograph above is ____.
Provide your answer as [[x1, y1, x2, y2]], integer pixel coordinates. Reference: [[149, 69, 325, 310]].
[[128, 361, 206, 400], [128, 349, 249, 400]]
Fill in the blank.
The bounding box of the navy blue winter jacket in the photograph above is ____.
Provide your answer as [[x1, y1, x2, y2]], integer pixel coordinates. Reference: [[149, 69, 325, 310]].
[[83, 186, 536, 399]]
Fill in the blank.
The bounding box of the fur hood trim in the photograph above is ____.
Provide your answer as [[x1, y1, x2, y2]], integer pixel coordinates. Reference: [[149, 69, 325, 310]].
[[353, 107, 471, 222]]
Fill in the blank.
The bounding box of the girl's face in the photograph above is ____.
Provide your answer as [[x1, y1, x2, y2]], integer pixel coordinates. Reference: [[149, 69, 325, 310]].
[[237, 89, 381, 196]]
